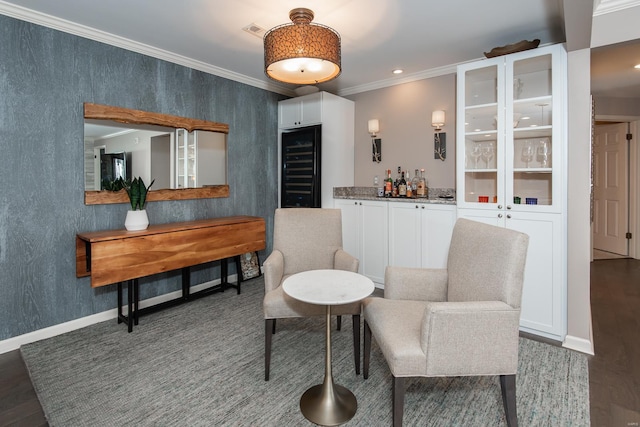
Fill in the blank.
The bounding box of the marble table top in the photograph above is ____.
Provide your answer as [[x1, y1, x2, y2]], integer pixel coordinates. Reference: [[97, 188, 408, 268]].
[[282, 269, 375, 306]]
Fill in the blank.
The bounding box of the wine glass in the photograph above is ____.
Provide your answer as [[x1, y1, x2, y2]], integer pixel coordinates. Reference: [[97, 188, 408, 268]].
[[469, 143, 482, 169], [537, 140, 549, 167], [521, 141, 534, 168], [481, 142, 495, 168]]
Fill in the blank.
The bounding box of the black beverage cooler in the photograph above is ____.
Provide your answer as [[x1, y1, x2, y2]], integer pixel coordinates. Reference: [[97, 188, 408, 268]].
[[281, 125, 321, 208]]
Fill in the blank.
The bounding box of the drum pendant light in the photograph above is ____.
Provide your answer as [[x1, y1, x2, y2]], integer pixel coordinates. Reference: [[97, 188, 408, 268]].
[[264, 8, 341, 85]]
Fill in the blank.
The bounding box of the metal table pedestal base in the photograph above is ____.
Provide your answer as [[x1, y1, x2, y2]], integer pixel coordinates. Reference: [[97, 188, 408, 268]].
[[299, 305, 357, 426], [300, 381, 357, 426]]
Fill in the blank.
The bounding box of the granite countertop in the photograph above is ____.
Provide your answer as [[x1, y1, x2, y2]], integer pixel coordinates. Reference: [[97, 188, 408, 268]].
[[333, 187, 456, 205]]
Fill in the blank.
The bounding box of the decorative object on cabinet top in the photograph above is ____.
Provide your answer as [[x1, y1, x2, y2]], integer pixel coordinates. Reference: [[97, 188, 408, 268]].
[[484, 39, 540, 58], [333, 187, 456, 204]]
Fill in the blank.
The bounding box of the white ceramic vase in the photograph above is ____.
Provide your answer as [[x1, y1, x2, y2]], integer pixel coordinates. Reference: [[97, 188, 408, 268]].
[[124, 209, 149, 231]]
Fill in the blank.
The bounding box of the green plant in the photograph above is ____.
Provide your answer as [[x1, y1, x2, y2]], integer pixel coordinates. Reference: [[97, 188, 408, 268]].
[[102, 177, 128, 191], [124, 177, 155, 211]]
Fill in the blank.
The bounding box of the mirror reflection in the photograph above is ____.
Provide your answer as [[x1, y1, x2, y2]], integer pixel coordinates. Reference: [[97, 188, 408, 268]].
[[84, 120, 227, 191]]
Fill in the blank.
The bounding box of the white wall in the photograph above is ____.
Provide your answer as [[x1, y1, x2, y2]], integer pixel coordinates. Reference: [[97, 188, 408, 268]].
[[346, 74, 456, 190], [565, 48, 594, 352]]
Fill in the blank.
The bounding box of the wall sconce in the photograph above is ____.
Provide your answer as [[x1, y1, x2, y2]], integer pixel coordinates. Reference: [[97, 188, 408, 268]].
[[368, 119, 382, 163], [431, 110, 446, 161]]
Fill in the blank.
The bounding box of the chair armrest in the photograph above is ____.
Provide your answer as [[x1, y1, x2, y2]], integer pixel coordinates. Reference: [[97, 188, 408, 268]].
[[384, 266, 448, 301], [420, 301, 521, 376], [263, 250, 284, 293], [334, 249, 359, 273]]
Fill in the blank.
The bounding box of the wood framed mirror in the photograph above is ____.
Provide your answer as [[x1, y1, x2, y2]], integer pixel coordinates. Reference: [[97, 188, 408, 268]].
[[83, 103, 229, 205]]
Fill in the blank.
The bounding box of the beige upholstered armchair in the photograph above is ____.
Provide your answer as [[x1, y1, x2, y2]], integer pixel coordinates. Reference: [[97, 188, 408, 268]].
[[363, 218, 529, 427], [263, 208, 360, 381]]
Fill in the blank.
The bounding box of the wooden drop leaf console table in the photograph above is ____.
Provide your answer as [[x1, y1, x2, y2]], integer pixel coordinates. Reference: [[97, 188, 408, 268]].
[[76, 216, 266, 332]]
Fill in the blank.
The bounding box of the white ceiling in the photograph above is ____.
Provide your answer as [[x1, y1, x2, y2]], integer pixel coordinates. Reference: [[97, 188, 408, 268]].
[[0, 0, 639, 98]]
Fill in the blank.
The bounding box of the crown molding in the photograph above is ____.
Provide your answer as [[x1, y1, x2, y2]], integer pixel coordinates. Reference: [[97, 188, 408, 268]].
[[0, 1, 296, 96], [338, 62, 460, 97]]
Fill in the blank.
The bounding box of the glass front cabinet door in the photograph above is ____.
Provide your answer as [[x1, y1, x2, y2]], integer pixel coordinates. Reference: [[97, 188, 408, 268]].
[[457, 44, 566, 213], [456, 44, 568, 341]]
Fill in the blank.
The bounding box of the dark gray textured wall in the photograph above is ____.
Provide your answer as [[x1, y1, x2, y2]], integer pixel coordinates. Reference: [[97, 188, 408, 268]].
[[0, 15, 283, 340]]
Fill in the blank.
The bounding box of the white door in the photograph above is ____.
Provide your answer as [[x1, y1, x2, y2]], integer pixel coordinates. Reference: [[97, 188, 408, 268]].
[[507, 212, 565, 339], [593, 122, 629, 255], [360, 200, 388, 285], [388, 202, 422, 268]]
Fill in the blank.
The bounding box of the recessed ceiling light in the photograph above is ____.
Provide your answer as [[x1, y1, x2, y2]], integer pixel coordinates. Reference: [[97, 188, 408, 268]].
[[635, 64, 640, 69], [392, 69, 403, 74]]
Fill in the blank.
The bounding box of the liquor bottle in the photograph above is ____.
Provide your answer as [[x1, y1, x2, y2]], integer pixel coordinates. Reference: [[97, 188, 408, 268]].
[[405, 170, 413, 198], [384, 169, 393, 197], [422, 169, 429, 198], [412, 169, 420, 193], [417, 168, 427, 198], [398, 171, 407, 197]]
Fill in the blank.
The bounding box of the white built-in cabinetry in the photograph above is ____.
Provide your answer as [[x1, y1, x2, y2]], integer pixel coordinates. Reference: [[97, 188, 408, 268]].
[[279, 95, 323, 128], [456, 44, 567, 341], [278, 92, 354, 207], [388, 202, 457, 269], [335, 199, 456, 286], [334, 199, 388, 285]]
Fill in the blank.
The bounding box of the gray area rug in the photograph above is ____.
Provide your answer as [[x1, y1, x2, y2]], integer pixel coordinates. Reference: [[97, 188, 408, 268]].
[[21, 277, 590, 426]]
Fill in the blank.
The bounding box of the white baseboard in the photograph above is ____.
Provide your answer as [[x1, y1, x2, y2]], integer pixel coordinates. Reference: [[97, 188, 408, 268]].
[[0, 277, 231, 355], [562, 334, 594, 355]]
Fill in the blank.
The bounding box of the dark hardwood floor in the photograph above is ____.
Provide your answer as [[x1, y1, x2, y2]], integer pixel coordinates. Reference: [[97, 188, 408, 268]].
[[0, 258, 638, 426], [0, 350, 47, 426], [589, 258, 640, 427]]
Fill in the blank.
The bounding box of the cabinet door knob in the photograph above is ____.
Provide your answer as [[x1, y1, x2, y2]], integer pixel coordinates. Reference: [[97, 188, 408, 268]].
[[421, 206, 425, 209], [507, 205, 512, 210], [507, 214, 512, 219], [498, 205, 503, 209], [354, 202, 357, 205], [498, 213, 503, 218], [415, 205, 419, 209]]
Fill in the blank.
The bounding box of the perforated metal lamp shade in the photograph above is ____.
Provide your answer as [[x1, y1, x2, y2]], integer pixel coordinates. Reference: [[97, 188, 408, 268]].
[[264, 8, 341, 85]]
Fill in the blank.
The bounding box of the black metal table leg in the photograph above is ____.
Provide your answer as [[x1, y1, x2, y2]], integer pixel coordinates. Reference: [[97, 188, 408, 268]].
[[235, 255, 242, 294], [127, 279, 133, 333], [182, 267, 190, 300], [221, 258, 228, 292], [133, 279, 139, 326], [117, 282, 123, 324]]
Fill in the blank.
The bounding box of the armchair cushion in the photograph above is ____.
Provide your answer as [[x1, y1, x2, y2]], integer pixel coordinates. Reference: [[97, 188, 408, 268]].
[[384, 266, 448, 301], [273, 208, 343, 276], [446, 218, 528, 308], [263, 209, 361, 320], [263, 250, 284, 293], [362, 297, 430, 377], [421, 301, 521, 376], [334, 249, 359, 273]]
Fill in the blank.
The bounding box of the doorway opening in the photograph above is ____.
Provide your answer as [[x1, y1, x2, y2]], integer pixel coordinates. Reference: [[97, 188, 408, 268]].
[[592, 120, 638, 260]]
